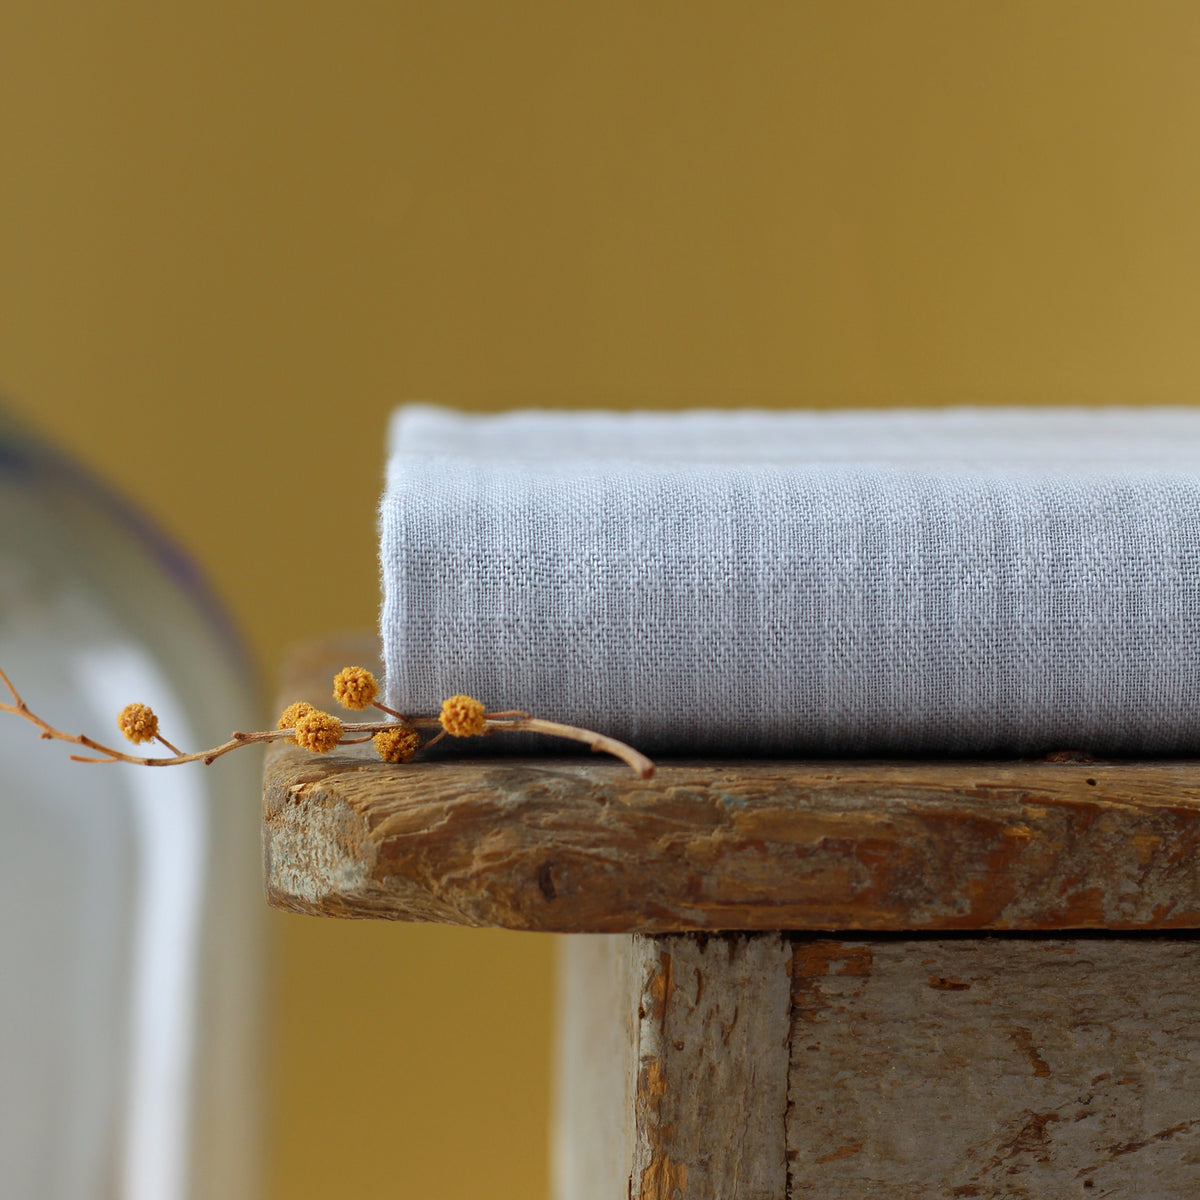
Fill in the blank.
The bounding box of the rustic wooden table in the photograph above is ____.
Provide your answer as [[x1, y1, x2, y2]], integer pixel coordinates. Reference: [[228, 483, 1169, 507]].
[[264, 637, 1200, 1199]]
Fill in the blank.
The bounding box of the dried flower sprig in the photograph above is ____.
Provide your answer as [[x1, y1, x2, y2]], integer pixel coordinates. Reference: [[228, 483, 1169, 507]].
[[117, 702, 183, 755], [0, 664, 655, 778]]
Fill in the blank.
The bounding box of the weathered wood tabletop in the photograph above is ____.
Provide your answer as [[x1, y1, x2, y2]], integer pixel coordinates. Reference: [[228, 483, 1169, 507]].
[[264, 636, 1200, 932], [264, 636, 1200, 1199]]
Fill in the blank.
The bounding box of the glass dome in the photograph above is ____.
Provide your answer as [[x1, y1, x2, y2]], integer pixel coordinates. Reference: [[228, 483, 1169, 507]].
[[0, 408, 264, 1200]]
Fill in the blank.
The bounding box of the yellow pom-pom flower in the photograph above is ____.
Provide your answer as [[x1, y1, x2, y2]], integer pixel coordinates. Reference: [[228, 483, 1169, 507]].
[[292, 709, 343, 754], [374, 726, 421, 764], [439, 694, 487, 738], [276, 700, 316, 745], [332, 665, 379, 711], [117, 702, 159, 745]]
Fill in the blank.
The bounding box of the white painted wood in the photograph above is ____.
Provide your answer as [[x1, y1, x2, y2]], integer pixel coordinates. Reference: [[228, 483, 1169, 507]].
[[554, 932, 794, 1200], [552, 934, 636, 1200]]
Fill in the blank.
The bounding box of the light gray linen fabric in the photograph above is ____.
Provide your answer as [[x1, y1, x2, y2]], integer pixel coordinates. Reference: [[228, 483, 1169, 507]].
[[380, 405, 1200, 756]]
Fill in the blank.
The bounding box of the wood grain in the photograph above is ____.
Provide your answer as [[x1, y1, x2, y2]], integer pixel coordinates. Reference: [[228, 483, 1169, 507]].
[[554, 930, 1200, 1199], [553, 934, 793, 1200], [263, 636, 1200, 931], [632, 934, 792, 1200], [786, 934, 1200, 1197]]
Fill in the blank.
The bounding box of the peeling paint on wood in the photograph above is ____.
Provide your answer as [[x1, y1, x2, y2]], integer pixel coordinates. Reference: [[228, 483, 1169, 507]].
[[556, 930, 1200, 1198], [786, 935, 1200, 1197], [632, 934, 792, 1199]]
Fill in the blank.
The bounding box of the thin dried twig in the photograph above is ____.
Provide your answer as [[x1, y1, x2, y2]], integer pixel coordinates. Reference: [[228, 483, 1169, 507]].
[[0, 666, 656, 778], [482, 716, 656, 779]]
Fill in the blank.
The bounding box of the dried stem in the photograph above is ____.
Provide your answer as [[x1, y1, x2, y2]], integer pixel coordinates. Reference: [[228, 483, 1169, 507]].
[[483, 715, 656, 779], [0, 673, 180, 764], [0, 668, 655, 778]]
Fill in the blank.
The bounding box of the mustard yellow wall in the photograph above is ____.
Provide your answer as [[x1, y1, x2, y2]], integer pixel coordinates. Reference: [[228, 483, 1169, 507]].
[[3, 3, 1200, 1197]]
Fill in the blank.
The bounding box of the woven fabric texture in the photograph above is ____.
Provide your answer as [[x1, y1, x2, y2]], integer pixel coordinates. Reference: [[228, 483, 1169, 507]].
[[380, 405, 1200, 756]]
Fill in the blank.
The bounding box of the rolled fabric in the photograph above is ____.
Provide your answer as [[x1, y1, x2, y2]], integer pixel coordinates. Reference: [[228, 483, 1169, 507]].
[[380, 404, 1200, 757]]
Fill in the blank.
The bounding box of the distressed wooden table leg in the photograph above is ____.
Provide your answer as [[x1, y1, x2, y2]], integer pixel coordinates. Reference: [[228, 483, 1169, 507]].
[[556, 933, 1200, 1200], [554, 931, 793, 1200]]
